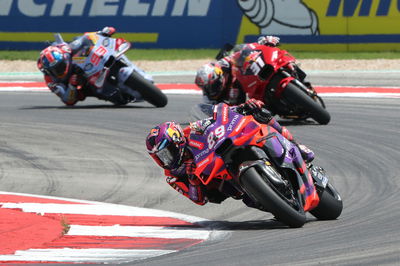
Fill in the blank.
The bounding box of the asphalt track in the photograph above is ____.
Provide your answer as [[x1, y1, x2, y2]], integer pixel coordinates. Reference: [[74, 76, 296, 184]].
[[0, 71, 399, 265]]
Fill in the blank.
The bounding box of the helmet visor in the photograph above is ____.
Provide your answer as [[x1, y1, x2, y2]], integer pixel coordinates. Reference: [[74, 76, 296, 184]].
[[206, 78, 223, 99], [49, 61, 67, 78], [155, 139, 180, 168]]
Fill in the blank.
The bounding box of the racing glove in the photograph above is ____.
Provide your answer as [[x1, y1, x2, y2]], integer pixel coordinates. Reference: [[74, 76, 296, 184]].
[[258, 35, 280, 47], [238, 98, 264, 114], [69, 74, 83, 87]]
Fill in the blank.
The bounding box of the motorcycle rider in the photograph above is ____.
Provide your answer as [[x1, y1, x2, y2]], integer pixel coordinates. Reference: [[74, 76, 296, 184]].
[[38, 26, 153, 106], [37, 27, 118, 105], [195, 35, 280, 105], [145, 98, 314, 207]]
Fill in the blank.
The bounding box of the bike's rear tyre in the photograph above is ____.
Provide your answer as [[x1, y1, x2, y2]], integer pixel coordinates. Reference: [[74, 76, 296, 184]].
[[125, 71, 168, 107], [310, 183, 343, 220], [240, 167, 306, 228], [283, 82, 331, 125]]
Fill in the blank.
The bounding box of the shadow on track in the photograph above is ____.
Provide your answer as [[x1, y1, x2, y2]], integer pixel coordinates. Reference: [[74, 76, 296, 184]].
[[197, 219, 289, 230], [19, 104, 155, 110], [197, 217, 324, 231], [277, 119, 320, 126]]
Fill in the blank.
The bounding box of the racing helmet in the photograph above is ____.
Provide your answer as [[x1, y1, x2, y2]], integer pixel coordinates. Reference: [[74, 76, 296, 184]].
[[37, 46, 71, 79], [195, 63, 226, 100], [145, 122, 186, 170]]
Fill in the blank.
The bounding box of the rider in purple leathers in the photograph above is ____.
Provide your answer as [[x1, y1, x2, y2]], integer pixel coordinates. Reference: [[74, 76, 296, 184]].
[[145, 98, 314, 208]]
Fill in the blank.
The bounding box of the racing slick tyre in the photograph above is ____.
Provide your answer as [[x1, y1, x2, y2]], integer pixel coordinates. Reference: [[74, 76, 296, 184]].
[[125, 71, 168, 108], [283, 82, 331, 125], [240, 167, 306, 228], [310, 183, 343, 220]]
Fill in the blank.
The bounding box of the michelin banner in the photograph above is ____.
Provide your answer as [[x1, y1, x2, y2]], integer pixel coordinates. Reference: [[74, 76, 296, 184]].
[[0, 0, 399, 51]]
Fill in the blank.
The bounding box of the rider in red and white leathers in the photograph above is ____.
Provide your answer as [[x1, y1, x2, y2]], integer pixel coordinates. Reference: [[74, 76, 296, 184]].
[[145, 98, 314, 207]]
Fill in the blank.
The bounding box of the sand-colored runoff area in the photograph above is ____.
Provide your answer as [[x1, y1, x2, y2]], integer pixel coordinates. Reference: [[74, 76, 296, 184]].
[[1, 59, 400, 73]]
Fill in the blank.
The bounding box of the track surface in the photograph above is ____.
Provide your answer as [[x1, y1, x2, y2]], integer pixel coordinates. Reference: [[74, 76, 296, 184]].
[[0, 72, 399, 265]]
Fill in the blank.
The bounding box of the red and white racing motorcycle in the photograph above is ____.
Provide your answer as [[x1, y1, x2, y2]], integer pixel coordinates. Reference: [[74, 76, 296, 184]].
[[54, 32, 167, 107]]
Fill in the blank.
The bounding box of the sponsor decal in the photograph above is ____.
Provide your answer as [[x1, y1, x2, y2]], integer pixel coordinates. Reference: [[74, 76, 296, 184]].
[[221, 104, 229, 124], [235, 117, 247, 133], [166, 123, 182, 142], [83, 63, 93, 71], [72, 56, 86, 65], [227, 114, 240, 132], [166, 176, 177, 183], [197, 157, 210, 168], [189, 139, 204, 150], [150, 128, 159, 137], [195, 148, 210, 161], [102, 37, 110, 47]]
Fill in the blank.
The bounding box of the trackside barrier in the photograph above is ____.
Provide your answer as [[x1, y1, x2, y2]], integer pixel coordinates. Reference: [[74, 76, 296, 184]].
[[0, 0, 400, 51]]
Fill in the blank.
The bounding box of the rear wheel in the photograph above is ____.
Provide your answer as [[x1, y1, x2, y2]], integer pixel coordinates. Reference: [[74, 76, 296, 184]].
[[124, 71, 168, 107], [240, 167, 306, 228], [283, 82, 330, 125], [310, 183, 343, 220]]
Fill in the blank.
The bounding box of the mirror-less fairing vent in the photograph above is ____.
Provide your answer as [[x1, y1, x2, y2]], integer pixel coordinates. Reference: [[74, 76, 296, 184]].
[[104, 56, 115, 68], [216, 139, 233, 156], [258, 64, 274, 80]]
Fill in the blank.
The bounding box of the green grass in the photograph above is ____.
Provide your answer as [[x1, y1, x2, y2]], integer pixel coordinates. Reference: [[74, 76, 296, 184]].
[[290, 51, 400, 59], [2, 49, 400, 61]]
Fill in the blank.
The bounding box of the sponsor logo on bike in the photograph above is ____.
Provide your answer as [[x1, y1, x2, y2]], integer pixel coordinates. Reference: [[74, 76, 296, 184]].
[[195, 148, 210, 161], [83, 63, 93, 71], [197, 157, 210, 168], [227, 114, 240, 132], [102, 38, 110, 47], [222, 105, 229, 124], [189, 139, 204, 150], [235, 117, 247, 133]]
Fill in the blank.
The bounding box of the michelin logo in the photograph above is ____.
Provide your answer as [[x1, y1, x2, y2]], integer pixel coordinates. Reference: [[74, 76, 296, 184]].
[[0, 0, 211, 17], [237, 0, 319, 35]]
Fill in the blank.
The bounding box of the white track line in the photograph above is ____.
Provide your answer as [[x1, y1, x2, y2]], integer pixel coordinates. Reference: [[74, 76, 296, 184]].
[[0, 248, 175, 263], [0, 202, 205, 222], [68, 225, 212, 239]]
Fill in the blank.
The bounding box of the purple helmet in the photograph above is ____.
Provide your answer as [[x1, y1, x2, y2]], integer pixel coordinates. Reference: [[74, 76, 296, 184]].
[[145, 122, 186, 170]]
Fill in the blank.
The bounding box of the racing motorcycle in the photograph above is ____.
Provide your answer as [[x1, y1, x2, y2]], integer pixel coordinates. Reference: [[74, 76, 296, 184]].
[[53, 32, 167, 107], [188, 103, 342, 227], [217, 43, 330, 124]]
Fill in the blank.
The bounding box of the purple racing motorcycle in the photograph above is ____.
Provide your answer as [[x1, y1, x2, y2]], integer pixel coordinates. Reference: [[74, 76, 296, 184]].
[[188, 103, 342, 227]]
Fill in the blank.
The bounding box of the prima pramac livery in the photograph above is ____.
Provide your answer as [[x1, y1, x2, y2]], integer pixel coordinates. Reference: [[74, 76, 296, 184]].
[[188, 103, 342, 227]]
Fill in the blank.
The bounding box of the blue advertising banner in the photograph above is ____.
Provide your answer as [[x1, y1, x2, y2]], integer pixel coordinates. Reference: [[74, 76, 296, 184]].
[[1, 0, 400, 51], [0, 0, 243, 50]]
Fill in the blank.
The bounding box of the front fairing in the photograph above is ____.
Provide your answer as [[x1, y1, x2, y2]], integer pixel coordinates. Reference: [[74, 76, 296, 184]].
[[231, 43, 295, 99], [70, 33, 116, 79], [264, 132, 318, 208], [263, 132, 297, 168], [189, 104, 247, 184]]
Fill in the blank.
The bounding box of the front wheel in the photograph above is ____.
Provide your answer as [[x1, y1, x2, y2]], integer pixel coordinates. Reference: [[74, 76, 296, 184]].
[[283, 82, 331, 125], [310, 183, 343, 220], [240, 167, 306, 228], [124, 71, 168, 108]]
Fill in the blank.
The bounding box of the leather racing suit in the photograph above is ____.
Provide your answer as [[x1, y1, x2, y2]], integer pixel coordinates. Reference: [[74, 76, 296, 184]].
[[163, 99, 314, 208]]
